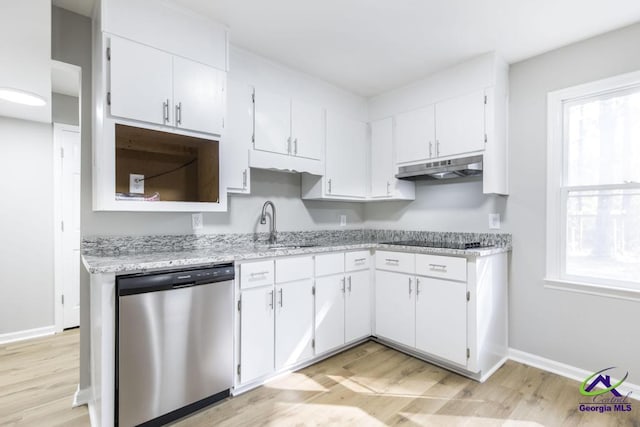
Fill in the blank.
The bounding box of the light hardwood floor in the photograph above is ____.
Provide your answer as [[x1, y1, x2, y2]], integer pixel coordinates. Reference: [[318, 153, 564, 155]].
[[1, 330, 638, 426]]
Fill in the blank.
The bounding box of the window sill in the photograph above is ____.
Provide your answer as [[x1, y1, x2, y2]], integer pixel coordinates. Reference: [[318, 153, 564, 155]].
[[544, 278, 640, 302]]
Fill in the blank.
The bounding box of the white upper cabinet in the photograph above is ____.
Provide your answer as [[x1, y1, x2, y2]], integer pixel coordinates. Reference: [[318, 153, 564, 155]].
[[324, 112, 368, 198], [291, 99, 324, 160], [371, 117, 415, 200], [109, 36, 173, 126], [108, 36, 225, 136], [253, 88, 291, 156], [435, 90, 485, 158], [395, 105, 435, 164], [253, 88, 325, 161], [223, 79, 253, 193], [172, 56, 225, 135]]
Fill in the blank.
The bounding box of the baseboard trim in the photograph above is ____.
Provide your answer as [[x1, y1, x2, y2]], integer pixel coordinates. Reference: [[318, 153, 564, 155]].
[[73, 385, 91, 407], [509, 348, 640, 401], [0, 325, 56, 345]]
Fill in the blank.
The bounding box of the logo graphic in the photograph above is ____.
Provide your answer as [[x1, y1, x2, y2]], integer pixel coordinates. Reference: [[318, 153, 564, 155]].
[[580, 367, 628, 397], [578, 367, 633, 414]]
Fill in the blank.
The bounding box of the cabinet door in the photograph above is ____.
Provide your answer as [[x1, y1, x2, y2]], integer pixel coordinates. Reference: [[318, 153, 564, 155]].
[[254, 88, 291, 155], [222, 79, 252, 193], [173, 56, 225, 135], [109, 36, 173, 126], [415, 277, 467, 366], [435, 90, 485, 158], [374, 270, 415, 348], [240, 286, 275, 384], [345, 270, 371, 343], [315, 275, 345, 355], [371, 118, 394, 197], [275, 279, 314, 369], [291, 99, 323, 160], [395, 105, 434, 164], [325, 112, 368, 197]]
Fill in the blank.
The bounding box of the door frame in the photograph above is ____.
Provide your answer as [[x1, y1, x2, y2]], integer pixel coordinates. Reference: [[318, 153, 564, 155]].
[[53, 123, 81, 332]]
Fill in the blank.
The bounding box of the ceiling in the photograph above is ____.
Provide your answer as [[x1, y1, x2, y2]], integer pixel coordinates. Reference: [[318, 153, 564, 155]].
[[55, 0, 640, 97], [52, 0, 95, 18], [52, 61, 81, 97]]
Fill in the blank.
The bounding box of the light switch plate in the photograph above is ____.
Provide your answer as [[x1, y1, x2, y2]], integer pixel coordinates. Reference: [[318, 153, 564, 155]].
[[489, 213, 501, 230], [192, 213, 204, 231], [129, 174, 144, 194], [340, 215, 347, 227]]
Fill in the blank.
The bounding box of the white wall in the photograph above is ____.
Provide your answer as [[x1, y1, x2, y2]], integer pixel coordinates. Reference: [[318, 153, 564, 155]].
[[52, 93, 80, 126], [0, 118, 53, 335]]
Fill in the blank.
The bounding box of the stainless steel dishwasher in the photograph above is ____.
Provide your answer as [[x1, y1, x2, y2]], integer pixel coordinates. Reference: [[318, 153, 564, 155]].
[[116, 263, 234, 427]]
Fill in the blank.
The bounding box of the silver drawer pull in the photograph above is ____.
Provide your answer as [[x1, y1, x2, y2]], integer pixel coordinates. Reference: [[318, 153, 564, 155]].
[[250, 271, 270, 277], [429, 264, 447, 270], [385, 258, 400, 264], [268, 290, 274, 309], [408, 277, 412, 295], [354, 258, 367, 263]]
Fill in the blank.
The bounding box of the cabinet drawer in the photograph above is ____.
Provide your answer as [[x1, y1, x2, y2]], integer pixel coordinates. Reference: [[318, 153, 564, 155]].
[[415, 254, 466, 282], [315, 252, 345, 277], [276, 256, 314, 283], [240, 260, 274, 289], [375, 251, 415, 274], [345, 250, 370, 272]]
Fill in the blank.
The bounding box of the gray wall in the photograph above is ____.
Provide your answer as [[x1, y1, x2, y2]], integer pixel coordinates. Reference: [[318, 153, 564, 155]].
[[52, 93, 79, 126], [0, 118, 53, 335], [507, 23, 640, 383]]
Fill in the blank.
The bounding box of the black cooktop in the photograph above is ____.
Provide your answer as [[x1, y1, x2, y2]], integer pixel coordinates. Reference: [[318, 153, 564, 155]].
[[381, 240, 486, 250]]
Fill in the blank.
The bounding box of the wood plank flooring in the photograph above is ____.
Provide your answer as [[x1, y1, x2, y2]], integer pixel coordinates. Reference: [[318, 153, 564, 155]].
[[1, 330, 638, 426]]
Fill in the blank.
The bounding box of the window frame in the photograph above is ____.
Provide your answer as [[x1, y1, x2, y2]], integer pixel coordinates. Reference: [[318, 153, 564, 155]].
[[546, 70, 640, 300]]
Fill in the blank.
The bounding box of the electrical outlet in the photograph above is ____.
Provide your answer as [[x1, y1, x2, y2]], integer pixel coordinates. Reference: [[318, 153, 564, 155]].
[[489, 213, 501, 230], [192, 213, 204, 231], [129, 174, 144, 194], [340, 215, 347, 227]]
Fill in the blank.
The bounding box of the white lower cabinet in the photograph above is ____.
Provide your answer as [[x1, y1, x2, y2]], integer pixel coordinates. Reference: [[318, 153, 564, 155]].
[[239, 285, 275, 384], [275, 279, 314, 369], [374, 270, 415, 348], [314, 274, 346, 354], [415, 276, 467, 366], [344, 269, 371, 342]]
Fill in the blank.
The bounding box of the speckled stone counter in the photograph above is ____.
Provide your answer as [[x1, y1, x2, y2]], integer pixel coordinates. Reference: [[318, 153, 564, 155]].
[[82, 229, 511, 275]]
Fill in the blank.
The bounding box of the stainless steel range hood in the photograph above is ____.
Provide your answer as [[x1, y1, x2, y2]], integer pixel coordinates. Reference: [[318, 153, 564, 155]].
[[396, 155, 483, 181]]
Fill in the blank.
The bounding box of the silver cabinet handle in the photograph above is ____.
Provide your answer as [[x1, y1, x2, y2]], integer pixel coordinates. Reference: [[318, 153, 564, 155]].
[[294, 138, 298, 155], [287, 137, 292, 153], [328, 179, 332, 193], [176, 102, 182, 125], [268, 290, 274, 309], [436, 140, 440, 156], [408, 277, 412, 295], [347, 276, 352, 293], [250, 271, 270, 277], [242, 169, 247, 188], [354, 258, 366, 263], [278, 288, 283, 307], [163, 99, 169, 123], [429, 141, 433, 157], [385, 258, 400, 264], [341, 277, 346, 293], [386, 181, 391, 195], [416, 278, 420, 296], [429, 263, 447, 270]]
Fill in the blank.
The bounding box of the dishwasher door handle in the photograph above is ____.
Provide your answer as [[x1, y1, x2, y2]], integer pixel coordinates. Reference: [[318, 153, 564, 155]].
[[172, 282, 195, 289]]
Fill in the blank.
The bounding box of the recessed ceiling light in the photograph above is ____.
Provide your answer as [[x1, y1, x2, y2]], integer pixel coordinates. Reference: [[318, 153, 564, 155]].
[[0, 88, 47, 106]]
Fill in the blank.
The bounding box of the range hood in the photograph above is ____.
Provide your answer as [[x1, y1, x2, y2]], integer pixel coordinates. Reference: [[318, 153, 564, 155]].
[[396, 155, 483, 181]]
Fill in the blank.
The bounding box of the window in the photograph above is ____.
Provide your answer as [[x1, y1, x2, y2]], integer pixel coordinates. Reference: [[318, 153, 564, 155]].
[[547, 71, 640, 293]]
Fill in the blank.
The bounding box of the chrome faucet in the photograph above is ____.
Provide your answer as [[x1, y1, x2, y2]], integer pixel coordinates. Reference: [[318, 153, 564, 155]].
[[260, 201, 277, 244]]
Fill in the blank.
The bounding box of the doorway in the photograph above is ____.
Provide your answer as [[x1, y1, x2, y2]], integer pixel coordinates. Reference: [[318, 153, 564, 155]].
[[52, 60, 82, 331]]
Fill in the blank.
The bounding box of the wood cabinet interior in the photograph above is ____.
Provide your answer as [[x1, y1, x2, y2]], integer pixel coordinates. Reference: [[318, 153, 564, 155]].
[[115, 124, 219, 202]]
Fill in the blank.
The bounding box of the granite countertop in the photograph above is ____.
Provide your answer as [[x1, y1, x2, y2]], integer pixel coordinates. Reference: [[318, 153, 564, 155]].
[[82, 230, 511, 275]]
